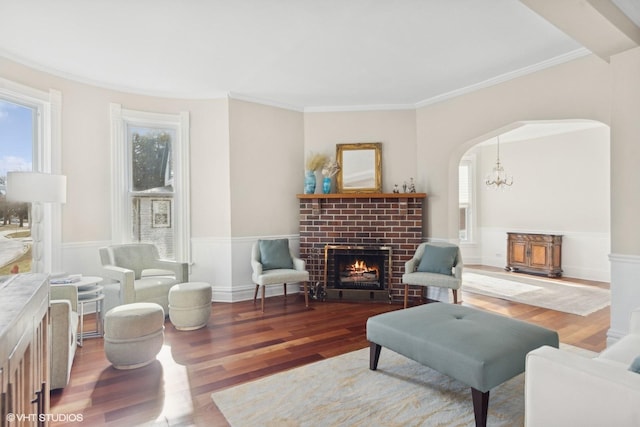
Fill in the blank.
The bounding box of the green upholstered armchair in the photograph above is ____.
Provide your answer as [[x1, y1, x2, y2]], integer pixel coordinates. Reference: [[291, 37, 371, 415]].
[[99, 243, 188, 314], [401, 241, 463, 308], [251, 239, 309, 312]]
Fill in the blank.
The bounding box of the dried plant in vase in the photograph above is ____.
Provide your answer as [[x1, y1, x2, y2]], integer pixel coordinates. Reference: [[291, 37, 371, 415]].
[[304, 152, 328, 194], [321, 158, 340, 194], [321, 158, 340, 178], [305, 152, 328, 172]]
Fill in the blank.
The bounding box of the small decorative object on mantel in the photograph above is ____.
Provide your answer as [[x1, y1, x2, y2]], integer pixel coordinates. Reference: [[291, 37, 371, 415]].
[[321, 158, 340, 194], [399, 178, 416, 193], [304, 152, 328, 194], [408, 177, 416, 193]]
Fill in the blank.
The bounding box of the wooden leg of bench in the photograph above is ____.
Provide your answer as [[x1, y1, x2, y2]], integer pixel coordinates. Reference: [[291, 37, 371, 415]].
[[369, 342, 382, 370], [471, 388, 489, 427]]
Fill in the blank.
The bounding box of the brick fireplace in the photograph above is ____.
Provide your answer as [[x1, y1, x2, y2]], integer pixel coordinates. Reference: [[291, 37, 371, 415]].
[[297, 193, 426, 302]]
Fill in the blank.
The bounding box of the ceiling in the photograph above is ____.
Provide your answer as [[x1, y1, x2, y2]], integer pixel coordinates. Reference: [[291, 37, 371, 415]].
[[0, 0, 638, 111]]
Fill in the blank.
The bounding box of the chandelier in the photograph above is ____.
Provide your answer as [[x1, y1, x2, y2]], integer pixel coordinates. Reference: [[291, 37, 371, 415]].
[[485, 136, 513, 188]]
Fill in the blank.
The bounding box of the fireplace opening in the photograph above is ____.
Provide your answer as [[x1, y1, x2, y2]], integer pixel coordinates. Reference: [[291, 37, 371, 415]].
[[323, 246, 392, 300], [335, 254, 385, 290]]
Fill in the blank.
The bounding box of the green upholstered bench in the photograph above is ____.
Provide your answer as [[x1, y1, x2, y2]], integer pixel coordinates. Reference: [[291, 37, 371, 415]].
[[366, 303, 558, 427]]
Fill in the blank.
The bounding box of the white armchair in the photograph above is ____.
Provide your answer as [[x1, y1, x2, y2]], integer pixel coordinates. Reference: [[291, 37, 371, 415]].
[[525, 306, 640, 427], [50, 284, 79, 390], [99, 243, 188, 314], [401, 242, 462, 308], [251, 239, 309, 312]]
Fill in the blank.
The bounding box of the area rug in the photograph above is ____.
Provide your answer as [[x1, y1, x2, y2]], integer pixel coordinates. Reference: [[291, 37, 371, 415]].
[[462, 270, 610, 316], [211, 345, 594, 427]]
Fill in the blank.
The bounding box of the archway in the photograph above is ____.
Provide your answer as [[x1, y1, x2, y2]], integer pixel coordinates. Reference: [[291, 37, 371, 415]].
[[455, 119, 610, 282]]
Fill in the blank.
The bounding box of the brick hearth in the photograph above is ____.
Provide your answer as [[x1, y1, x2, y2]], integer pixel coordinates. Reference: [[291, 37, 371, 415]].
[[297, 193, 426, 302]]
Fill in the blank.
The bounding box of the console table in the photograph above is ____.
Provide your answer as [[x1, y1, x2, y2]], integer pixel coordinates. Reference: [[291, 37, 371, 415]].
[[506, 232, 562, 277]]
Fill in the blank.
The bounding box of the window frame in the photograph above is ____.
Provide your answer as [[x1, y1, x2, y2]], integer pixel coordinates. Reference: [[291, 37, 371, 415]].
[[109, 104, 190, 263], [0, 77, 62, 273]]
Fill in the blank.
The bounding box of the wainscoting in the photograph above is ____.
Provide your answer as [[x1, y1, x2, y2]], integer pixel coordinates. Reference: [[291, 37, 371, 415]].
[[60, 236, 302, 304], [58, 237, 640, 344]]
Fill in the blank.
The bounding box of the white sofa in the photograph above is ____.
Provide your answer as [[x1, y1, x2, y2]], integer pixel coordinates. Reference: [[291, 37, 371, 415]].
[[50, 284, 79, 390], [525, 306, 640, 427]]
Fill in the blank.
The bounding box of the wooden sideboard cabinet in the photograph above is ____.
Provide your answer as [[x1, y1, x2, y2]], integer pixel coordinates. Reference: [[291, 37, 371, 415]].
[[1, 273, 50, 427], [506, 232, 562, 277]]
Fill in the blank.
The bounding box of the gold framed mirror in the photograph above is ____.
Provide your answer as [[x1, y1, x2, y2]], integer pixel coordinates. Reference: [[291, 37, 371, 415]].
[[336, 142, 382, 193]]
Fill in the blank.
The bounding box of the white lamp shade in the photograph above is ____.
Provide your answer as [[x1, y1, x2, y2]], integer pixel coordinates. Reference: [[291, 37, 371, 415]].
[[6, 172, 67, 203]]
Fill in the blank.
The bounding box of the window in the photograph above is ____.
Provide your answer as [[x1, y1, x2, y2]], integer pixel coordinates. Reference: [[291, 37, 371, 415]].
[[459, 157, 475, 243], [110, 104, 190, 263], [0, 99, 34, 273], [129, 126, 175, 258], [0, 78, 62, 273]]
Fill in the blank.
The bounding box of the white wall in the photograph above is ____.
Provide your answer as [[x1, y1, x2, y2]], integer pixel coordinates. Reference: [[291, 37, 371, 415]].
[[461, 125, 611, 281]]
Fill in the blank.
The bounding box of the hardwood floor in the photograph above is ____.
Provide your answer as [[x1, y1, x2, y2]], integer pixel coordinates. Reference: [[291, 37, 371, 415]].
[[50, 268, 610, 426]]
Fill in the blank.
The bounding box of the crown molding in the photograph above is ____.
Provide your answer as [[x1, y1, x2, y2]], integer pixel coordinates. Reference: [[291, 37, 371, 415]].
[[304, 103, 416, 113], [415, 48, 591, 108], [2, 47, 591, 112], [0, 49, 229, 100], [227, 92, 305, 112]]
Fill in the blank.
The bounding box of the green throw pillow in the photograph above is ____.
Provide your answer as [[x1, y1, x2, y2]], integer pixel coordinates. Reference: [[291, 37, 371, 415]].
[[259, 239, 294, 270], [416, 245, 458, 275], [629, 355, 640, 374]]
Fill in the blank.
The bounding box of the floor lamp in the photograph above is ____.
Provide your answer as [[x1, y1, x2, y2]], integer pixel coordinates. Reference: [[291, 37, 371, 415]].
[[6, 171, 67, 273]]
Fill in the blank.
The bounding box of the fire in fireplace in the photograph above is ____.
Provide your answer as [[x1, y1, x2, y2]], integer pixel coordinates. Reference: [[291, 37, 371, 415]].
[[333, 252, 386, 290], [322, 245, 393, 301], [325, 246, 390, 290]]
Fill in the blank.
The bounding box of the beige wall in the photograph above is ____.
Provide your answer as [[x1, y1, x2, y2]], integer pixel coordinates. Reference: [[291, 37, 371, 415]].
[[3, 52, 626, 248], [228, 99, 304, 236], [465, 125, 611, 280], [611, 48, 640, 255], [2, 47, 639, 330], [477, 126, 610, 232], [303, 109, 417, 193], [0, 57, 232, 242], [415, 54, 613, 240]]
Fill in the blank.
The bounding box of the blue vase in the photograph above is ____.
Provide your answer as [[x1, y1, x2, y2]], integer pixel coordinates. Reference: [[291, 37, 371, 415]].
[[304, 171, 316, 194], [322, 177, 331, 194]]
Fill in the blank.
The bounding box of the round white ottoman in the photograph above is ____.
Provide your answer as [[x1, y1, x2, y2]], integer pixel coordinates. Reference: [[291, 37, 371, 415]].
[[104, 302, 164, 369], [168, 282, 212, 331]]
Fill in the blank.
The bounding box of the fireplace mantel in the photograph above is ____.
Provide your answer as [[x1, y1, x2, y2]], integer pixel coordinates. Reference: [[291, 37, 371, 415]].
[[297, 193, 427, 199]]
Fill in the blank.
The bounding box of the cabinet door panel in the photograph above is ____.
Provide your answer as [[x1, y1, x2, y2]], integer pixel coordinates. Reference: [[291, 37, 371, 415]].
[[530, 243, 549, 268], [510, 242, 527, 265]]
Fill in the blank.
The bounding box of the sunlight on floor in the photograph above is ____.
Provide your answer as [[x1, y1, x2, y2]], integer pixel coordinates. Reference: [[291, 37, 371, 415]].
[[154, 344, 194, 422]]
